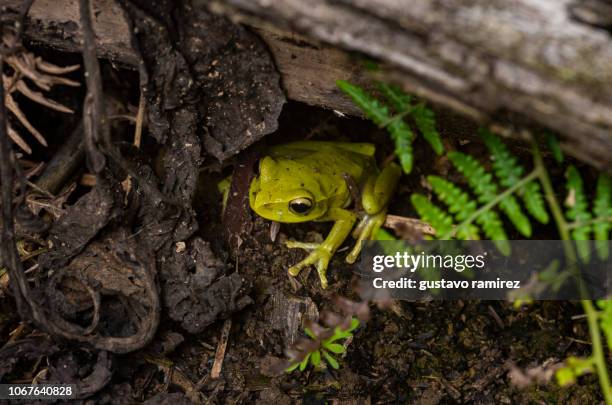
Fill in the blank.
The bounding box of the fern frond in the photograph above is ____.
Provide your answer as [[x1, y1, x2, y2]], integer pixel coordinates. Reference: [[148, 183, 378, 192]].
[[377, 82, 443, 159], [594, 174, 612, 260], [448, 151, 532, 237], [480, 129, 548, 224], [378, 82, 443, 155], [377, 82, 412, 111], [447, 152, 497, 198], [546, 132, 564, 163], [427, 176, 476, 221], [565, 165, 592, 262], [410, 194, 453, 237], [476, 211, 511, 256], [419, 176, 508, 252], [522, 181, 550, 224], [479, 129, 523, 184], [498, 197, 532, 237], [387, 119, 414, 174], [413, 104, 444, 155], [337, 80, 414, 173], [427, 176, 479, 239], [336, 80, 390, 125]]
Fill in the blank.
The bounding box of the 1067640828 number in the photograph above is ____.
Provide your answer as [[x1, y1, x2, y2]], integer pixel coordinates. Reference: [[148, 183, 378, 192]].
[[1, 384, 76, 400]]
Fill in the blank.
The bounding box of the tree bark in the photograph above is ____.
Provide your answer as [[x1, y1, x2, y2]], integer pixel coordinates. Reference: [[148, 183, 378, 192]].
[[4, 0, 612, 171]]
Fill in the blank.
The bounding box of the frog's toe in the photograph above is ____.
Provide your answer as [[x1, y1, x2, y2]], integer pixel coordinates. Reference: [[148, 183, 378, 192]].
[[287, 247, 331, 289], [346, 212, 386, 263], [285, 240, 321, 251], [346, 245, 362, 264]]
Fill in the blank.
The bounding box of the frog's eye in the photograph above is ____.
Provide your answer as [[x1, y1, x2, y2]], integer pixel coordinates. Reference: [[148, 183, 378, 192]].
[[289, 198, 313, 215]]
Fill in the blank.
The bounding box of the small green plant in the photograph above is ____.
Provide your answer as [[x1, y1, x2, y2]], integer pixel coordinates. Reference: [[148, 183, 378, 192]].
[[556, 356, 596, 386], [286, 317, 359, 372], [336, 80, 443, 174]]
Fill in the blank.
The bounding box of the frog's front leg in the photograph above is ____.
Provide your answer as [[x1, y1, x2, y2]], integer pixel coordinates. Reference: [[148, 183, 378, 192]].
[[285, 208, 356, 288]]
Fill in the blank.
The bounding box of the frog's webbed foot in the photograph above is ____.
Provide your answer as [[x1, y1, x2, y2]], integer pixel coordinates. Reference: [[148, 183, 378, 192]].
[[284, 208, 356, 289], [285, 242, 332, 289], [346, 210, 387, 264]]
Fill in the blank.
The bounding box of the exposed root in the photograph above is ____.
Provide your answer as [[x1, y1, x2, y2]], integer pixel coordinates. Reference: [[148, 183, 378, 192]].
[[2, 50, 80, 154]]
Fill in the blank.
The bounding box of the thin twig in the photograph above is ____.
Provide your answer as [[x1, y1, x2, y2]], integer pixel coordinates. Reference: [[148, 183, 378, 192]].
[[134, 91, 145, 148], [211, 319, 232, 379], [383, 214, 435, 235]]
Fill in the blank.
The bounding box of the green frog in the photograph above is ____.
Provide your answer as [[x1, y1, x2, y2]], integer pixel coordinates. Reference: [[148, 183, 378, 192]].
[[224, 141, 401, 289]]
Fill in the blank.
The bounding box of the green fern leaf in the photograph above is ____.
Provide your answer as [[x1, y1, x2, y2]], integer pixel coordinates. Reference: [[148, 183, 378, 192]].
[[522, 181, 550, 224], [413, 181, 508, 254], [479, 129, 524, 184], [377, 82, 412, 111], [448, 151, 532, 237], [455, 225, 480, 241], [447, 152, 497, 199], [427, 176, 477, 220], [378, 82, 443, 155], [594, 174, 612, 260], [336, 80, 390, 124], [476, 211, 511, 256], [337, 80, 414, 173], [498, 197, 532, 237], [374, 82, 416, 173], [427, 176, 479, 239], [546, 132, 564, 163], [565, 166, 592, 262], [411, 194, 453, 237], [479, 129, 548, 224], [413, 104, 444, 155], [387, 119, 415, 174]]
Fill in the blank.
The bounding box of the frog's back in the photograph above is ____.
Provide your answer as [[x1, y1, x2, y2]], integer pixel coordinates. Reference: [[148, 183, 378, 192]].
[[266, 141, 374, 183]]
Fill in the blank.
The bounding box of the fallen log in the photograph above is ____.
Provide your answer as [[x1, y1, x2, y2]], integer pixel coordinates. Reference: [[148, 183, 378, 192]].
[[204, 0, 612, 172], [3, 0, 612, 171]]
